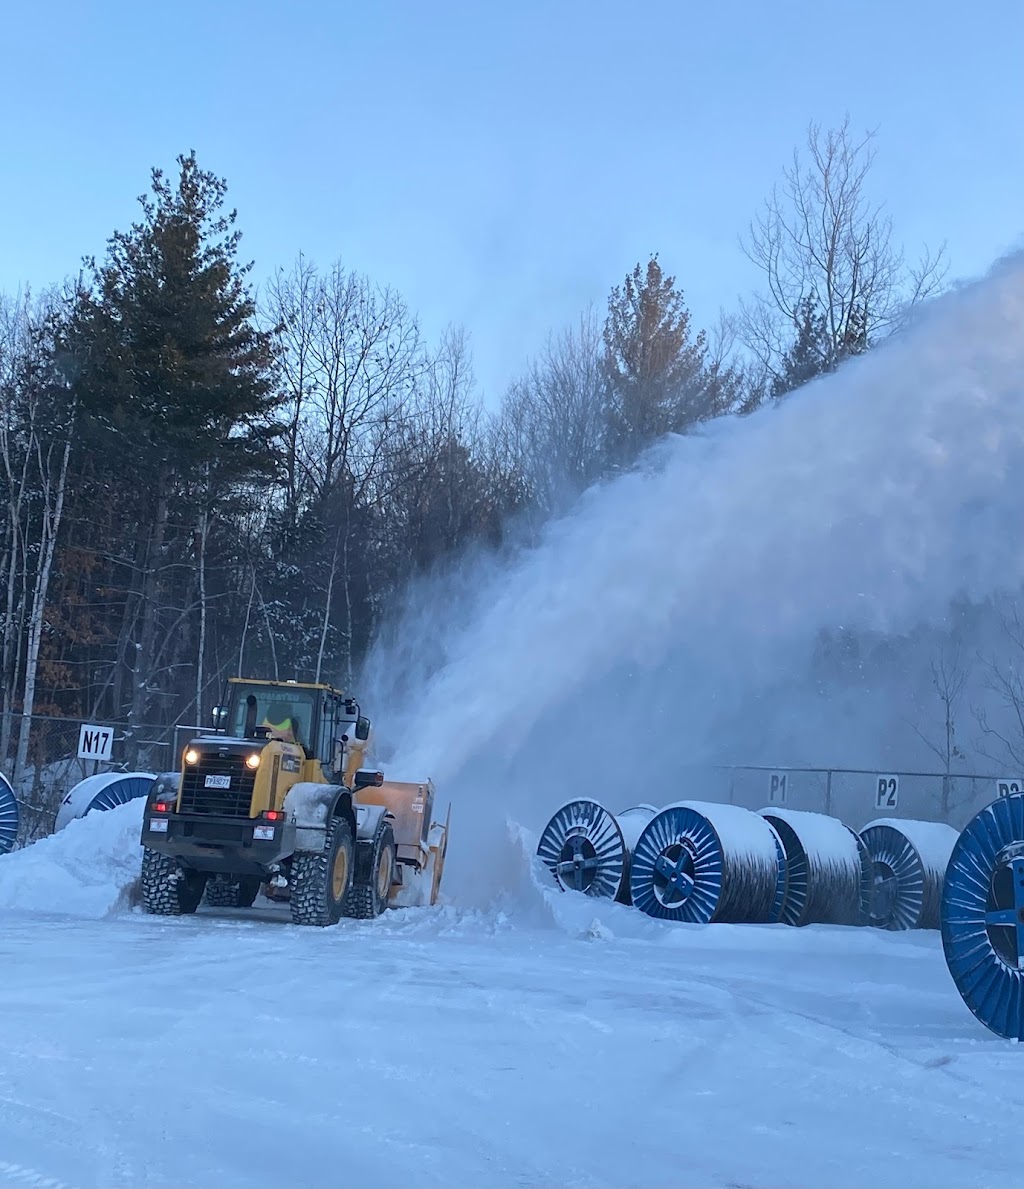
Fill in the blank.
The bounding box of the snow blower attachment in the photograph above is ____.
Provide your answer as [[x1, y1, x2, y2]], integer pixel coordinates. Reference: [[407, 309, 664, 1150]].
[[137, 677, 449, 926]]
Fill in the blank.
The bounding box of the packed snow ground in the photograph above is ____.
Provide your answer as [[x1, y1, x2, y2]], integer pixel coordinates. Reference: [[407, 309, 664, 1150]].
[[0, 802, 1020, 1189]]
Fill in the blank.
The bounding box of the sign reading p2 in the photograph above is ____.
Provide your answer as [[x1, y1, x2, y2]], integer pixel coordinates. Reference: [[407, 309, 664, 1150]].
[[875, 774, 899, 809], [997, 779, 1023, 799]]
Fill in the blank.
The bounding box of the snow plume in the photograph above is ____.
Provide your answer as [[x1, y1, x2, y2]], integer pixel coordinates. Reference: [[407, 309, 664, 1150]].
[[362, 252, 1024, 908]]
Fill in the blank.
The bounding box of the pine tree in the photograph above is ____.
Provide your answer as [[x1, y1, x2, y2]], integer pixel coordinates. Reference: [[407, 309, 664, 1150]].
[[772, 293, 871, 399], [60, 151, 283, 732], [601, 255, 711, 463]]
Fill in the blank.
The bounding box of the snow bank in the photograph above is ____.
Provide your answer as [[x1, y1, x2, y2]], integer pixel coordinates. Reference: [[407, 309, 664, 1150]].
[[0, 798, 145, 918]]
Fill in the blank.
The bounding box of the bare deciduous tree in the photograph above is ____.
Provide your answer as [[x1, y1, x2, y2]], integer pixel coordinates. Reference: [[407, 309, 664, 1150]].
[[911, 644, 969, 816], [974, 601, 1024, 772], [740, 116, 948, 389], [500, 306, 607, 515]]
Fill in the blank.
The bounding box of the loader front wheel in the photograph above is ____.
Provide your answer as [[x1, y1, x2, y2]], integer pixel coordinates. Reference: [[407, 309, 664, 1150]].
[[140, 848, 207, 916], [290, 816, 355, 927], [344, 825, 396, 919]]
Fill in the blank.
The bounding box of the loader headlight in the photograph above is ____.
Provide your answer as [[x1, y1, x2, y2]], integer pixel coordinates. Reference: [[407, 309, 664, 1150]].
[[245, 752, 261, 769], [184, 748, 200, 765]]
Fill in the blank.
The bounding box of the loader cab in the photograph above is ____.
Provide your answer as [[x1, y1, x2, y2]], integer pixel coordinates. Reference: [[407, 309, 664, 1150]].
[[214, 678, 371, 785]]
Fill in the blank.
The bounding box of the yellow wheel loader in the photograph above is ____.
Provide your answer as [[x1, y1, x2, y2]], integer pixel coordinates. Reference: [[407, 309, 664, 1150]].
[[138, 677, 449, 926]]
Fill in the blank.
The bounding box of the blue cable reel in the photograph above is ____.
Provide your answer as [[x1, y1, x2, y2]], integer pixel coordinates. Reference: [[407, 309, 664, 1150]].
[[536, 799, 628, 900], [629, 801, 783, 924], [860, 818, 957, 931], [942, 793, 1024, 1039], [0, 772, 18, 855]]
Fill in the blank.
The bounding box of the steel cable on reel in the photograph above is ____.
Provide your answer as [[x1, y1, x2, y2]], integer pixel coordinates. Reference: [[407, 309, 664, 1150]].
[[628, 801, 784, 924], [537, 800, 657, 903], [0, 772, 17, 855], [860, 817, 958, 930], [758, 807, 871, 927], [941, 793, 1024, 1039]]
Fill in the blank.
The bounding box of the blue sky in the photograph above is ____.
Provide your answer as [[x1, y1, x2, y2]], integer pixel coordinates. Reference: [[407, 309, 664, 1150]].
[[3, 0, 1022, 403]]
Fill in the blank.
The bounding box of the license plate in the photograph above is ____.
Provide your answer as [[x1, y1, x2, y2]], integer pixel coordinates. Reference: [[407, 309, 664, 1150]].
[[204, 774, 231, 789], [149, 818, 169, 833], [253, 825, 275, 841]]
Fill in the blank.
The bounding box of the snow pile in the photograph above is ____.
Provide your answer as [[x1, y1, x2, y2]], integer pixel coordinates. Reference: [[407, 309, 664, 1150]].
[[0, 797, 145, 918]]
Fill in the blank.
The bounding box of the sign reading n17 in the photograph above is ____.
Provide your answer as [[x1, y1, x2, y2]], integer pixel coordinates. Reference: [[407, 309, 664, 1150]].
[[78, 723, 113, 762]]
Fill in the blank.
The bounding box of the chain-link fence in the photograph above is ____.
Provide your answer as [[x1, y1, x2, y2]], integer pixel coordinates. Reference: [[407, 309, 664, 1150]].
[[674, 762, 1016, 832], [2, 713, 201, 843], [2, 709, 1019, 847]]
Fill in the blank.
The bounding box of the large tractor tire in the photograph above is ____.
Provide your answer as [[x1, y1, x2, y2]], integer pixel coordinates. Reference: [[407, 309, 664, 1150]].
[[290, 815, 355, 927], [344, 824, 397, 919], [204, 875, 261, 909], [140, 848, 207, 916]]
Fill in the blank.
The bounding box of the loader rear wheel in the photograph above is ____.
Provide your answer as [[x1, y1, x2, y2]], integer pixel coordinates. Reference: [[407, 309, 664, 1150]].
[[140, 848, 207, 916], [204, 875, 261, 909], [289, 816, 355, 927], [344, 825, 396, 919]]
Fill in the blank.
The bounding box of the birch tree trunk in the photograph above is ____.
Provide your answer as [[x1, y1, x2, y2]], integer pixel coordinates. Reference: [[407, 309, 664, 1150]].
[[13, 433, 72, 790]]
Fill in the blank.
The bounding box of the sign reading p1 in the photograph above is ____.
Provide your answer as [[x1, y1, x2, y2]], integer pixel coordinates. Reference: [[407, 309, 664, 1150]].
[[77, 723, 113, 762], [997, 779, 1023, 798], [875, 774, 899, 809], [769, 772, 788, 803]]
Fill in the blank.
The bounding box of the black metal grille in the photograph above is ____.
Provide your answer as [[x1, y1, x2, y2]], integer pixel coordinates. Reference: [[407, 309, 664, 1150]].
[[179, 752, 255, 817]]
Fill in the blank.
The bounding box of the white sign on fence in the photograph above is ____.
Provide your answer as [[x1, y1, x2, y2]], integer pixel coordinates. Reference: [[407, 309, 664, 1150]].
[[997, 779, 1024, 798], [77, 723, 113, 762], [769, 772, 788, 803], [875, 774, 899, 809]]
